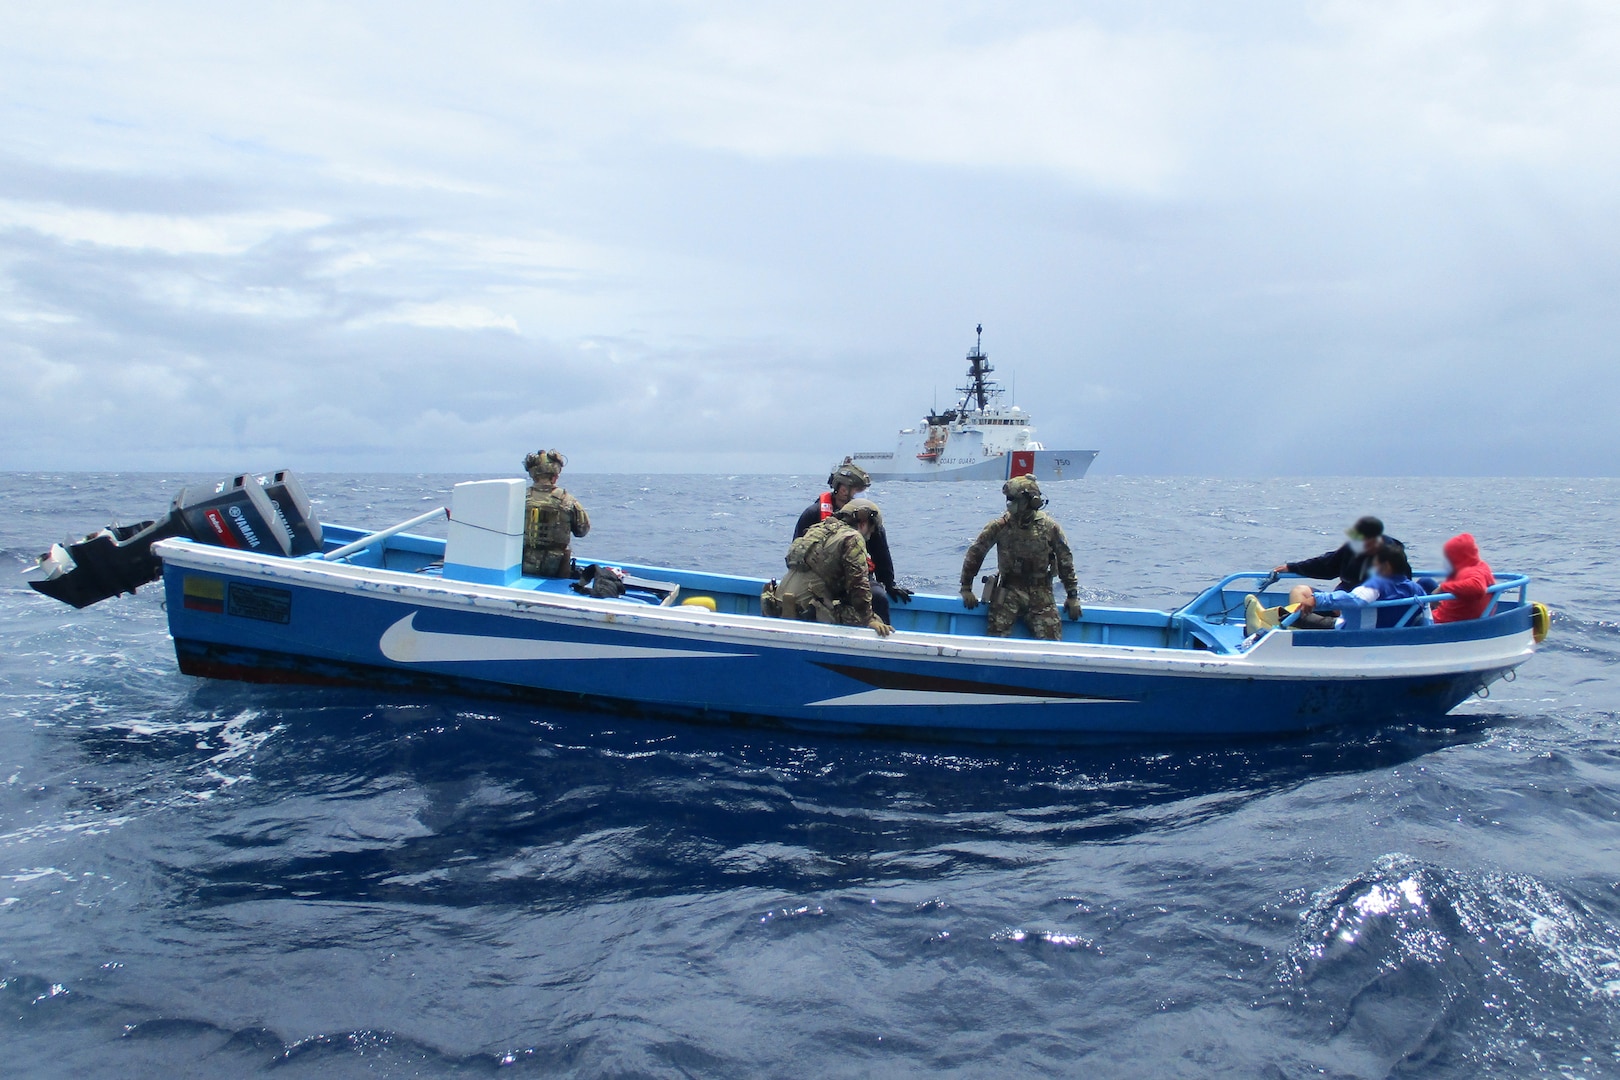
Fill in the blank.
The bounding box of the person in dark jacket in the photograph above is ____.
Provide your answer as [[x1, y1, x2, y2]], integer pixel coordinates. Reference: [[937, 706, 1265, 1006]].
[[1273, 515, 1402, 593], [793, 459, 911, 621], [1431, 533, 1496, 623]]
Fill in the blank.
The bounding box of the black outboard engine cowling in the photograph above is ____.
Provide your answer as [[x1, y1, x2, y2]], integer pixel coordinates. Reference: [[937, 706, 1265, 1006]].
[[28, 470, 324, 609]]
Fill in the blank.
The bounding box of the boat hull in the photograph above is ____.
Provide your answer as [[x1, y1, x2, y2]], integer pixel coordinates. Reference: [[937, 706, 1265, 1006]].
[[169, 636, 1511, 745], [154, 540, 1533, 744]]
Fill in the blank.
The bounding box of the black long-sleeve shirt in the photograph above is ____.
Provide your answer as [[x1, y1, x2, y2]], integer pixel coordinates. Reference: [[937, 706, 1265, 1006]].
[[1287, 536, 1403, 593], [794, 501, 897, 589]]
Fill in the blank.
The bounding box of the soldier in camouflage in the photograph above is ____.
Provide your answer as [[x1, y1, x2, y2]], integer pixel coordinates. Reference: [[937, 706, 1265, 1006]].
[[776, 499, 894, 636], [793, 458, 910, 622], [522, 450, 591, 578], [959, 476, 1082, 640]]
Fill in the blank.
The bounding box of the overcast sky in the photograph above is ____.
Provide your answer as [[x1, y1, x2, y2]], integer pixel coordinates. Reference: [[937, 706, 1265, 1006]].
[[2, 2, 1617, 475]]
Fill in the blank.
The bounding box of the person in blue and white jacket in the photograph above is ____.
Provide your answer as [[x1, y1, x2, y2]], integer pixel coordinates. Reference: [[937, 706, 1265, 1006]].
[[1301, 541, 1430, 630]]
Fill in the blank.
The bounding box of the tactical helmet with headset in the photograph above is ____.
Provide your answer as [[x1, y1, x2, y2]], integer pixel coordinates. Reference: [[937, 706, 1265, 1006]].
[[525, 449, 567, 479], [827, 459, 871, 491], [1002, 475, 1045, 510], [835, 498, 883, 531]]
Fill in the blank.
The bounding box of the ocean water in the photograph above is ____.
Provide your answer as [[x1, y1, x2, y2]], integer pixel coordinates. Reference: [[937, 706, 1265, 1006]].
[[1, 472, 1618, 1079]]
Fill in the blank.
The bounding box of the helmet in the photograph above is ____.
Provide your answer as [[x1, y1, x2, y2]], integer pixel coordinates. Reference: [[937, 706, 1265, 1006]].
[[524, 449, 566, 479], [1002, 475, 1045, 510], [835, 498, 883, 531], [827, 458, 871, 491]]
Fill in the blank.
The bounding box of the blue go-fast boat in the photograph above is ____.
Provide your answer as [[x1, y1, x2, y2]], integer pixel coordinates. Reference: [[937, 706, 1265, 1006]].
[[27, 471, 1548, 743]]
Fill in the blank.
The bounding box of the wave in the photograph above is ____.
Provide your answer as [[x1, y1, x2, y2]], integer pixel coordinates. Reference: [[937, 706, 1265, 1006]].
[[1271, 853, 1620, 1074]]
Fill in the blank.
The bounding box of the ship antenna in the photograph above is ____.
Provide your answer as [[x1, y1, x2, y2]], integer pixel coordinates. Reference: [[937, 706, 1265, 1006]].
[[962, 323, 993, 410]]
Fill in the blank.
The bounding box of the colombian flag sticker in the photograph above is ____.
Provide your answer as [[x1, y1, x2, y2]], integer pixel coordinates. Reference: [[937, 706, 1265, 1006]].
[[182, 576, 225, 614]]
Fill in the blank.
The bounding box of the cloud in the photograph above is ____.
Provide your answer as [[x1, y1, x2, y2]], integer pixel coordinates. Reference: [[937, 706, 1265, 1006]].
[[0, 2, 1616, 475], [0, 199, 329, 255], [350, 302, 520, 332], [618, 15, 1202, 193]]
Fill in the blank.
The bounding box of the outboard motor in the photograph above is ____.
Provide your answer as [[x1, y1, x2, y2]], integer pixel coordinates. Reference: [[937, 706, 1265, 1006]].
[[27, 470, 323, 609]]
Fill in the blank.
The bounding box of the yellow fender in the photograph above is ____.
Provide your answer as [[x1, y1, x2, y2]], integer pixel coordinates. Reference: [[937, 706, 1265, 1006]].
[[1531, 601, 1551, 644], [681, 596, 718, 612]]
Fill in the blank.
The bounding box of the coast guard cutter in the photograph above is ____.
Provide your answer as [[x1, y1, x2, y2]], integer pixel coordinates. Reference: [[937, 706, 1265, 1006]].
[[849, 327, 1099, 482]]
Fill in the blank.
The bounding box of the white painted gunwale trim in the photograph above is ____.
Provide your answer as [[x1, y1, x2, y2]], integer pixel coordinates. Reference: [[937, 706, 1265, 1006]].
[[153, 540, 1534, 683]]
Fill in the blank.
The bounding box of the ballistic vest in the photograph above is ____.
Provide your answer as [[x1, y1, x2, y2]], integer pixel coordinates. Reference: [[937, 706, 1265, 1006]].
[[995, 513, 1060, 584], [525, 487, 574, 552], [785, 518, 860, 603], [816, 492, 875, 574]]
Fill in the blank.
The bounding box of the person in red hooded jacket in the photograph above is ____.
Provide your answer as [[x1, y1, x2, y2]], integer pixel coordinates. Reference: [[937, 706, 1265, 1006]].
[[1432, 533, 1495, 623]]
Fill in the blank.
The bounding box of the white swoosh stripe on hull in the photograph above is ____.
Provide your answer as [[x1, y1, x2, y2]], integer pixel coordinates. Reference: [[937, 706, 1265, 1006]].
[[807, 689, 1127, 707], [380, 613, 750, 664]]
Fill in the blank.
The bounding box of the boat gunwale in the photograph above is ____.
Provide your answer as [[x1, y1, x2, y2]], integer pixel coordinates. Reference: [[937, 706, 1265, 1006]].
[[153, 538, 1538, 684]]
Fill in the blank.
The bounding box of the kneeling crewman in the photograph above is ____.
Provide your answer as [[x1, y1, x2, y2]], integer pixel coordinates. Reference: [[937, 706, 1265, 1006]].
[[959, 476, 1082, 640], [775, 499, 894, 637], [522, 449, 590, 578], [794, 458, 911, 622]]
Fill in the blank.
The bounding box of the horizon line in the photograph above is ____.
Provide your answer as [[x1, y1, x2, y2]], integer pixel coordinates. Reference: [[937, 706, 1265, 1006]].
[[2, 469, 1617, 481]]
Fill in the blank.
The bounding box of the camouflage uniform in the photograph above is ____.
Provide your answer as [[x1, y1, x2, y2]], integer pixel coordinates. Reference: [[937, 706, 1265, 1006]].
[[522, 452, 590, 578], [960, 509, 1079, 640], [777, 517, 876, 627]]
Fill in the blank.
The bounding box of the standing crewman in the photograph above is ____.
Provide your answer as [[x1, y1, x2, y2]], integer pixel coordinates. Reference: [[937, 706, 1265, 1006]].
[[776, 499, 894, 636], [959, 476, 1082, 639], [794, 458, 911, 621], [522, 449, 590, 578]]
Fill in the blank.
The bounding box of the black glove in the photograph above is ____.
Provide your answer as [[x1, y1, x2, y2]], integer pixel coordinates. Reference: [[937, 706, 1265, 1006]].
[[889, 585, 914, 603]]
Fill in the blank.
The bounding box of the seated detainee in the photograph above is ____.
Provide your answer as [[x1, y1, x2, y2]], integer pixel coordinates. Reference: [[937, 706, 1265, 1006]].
[[1432, 533, 1496, 623], [1248, 541, 1428, 633], [1266, 514, 1407, 630], [1304, 541, 1429, 629]]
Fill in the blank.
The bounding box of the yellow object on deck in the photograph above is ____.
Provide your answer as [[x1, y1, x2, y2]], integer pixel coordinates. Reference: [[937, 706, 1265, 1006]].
[[681, 596, 718, 611]]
